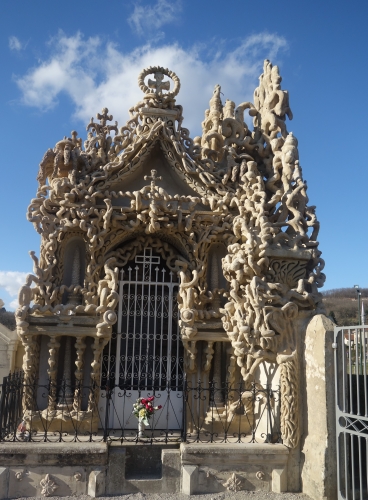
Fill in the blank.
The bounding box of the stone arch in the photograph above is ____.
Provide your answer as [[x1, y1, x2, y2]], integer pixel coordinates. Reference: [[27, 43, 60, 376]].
[[105, 234, 192, 276], [103, 231, 195, 269]]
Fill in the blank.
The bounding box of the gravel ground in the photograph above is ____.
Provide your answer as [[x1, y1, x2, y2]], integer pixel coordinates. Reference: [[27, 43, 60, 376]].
[[10, 493, 312, 500]]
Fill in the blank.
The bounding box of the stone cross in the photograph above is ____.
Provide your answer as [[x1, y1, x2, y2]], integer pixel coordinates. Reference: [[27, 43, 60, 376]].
[[97, 108, 113, 126], [148, 72, 170, 95], [144, 169, 162, 190]]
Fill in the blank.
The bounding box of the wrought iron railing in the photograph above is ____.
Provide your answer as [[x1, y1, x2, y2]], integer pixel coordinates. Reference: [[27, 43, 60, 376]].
[[0, 371, 24, 441], [0, 376, 281, 445]]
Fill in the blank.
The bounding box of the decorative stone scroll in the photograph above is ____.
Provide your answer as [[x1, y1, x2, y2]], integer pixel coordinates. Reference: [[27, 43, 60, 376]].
[[17, 61, 325, 447]]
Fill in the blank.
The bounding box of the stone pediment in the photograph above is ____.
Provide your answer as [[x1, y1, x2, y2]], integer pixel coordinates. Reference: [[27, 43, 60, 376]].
[[103, 141, 207, 210]]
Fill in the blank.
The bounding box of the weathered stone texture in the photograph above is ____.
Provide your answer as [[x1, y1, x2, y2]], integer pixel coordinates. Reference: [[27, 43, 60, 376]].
[[301, 314, 337, 500]]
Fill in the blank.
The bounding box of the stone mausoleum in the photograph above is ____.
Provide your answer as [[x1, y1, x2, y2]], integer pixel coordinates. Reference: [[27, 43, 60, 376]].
[[0, 61, 336, 499]]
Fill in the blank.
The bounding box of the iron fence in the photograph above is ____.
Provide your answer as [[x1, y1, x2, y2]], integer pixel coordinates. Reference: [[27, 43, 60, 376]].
[[334, 325, 368, 500], [0, 375, 281, 445]]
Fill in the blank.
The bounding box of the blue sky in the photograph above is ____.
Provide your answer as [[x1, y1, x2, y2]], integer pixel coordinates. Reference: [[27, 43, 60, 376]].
[[0, 0, 367, 309]]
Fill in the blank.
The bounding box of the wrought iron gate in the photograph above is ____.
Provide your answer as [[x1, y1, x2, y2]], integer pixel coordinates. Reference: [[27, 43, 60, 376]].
[[334, 325, 368, 499], [100, 247, 184, 431]]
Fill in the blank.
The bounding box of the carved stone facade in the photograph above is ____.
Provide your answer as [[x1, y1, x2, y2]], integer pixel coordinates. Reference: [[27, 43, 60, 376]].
[[16, 62, 325, 445]]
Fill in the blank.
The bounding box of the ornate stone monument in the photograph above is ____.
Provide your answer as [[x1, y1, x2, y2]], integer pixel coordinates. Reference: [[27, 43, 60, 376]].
[[7, 61, 333, 497]]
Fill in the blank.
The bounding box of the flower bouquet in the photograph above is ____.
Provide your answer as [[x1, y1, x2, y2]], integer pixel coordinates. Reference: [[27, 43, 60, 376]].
[[133, 396, 162, 426]]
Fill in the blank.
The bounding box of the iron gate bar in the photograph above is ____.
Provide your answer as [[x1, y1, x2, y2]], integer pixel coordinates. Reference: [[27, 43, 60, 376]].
[[117, 268, 179, 390], [334, 325, 368, 500], [100, 247, 184, 431]]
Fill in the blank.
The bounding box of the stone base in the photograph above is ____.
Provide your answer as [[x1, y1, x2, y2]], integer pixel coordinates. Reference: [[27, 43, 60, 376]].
[[106, 443, 181, 495], [181, 443, 289, 494], [25, 410, 99, 434], [0, 442, 107, 499], [0, 441, 290, 497]]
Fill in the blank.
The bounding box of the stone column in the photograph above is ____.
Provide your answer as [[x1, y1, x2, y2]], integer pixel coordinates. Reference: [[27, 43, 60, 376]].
[[73, 336, 86, 411], [212, 342, 224, 405], [88, 337, 109, 412], [47, 336, 60, 411], [58, 336, 74, 408]]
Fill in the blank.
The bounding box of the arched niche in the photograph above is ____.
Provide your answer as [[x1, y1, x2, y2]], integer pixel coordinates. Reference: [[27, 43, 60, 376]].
[[61, 237, 86, 304], [103, 231, 194, 271], [105, 234, 191, 273], [207, 242, 228, 307]]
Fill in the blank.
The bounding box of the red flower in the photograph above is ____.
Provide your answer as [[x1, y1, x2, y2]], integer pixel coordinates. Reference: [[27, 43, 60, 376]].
[[158, 405, 162, 409], [141, 398, 147, 404], [147, 396, 154, 402]]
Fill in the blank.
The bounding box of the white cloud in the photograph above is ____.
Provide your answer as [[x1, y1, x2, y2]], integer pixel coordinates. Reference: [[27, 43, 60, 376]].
[[15, 31, 287, 137], [9, 36, 24, 51], [0, 271, 27, 298], [128, 0, 182, 35], [9, 299, 19, 311]]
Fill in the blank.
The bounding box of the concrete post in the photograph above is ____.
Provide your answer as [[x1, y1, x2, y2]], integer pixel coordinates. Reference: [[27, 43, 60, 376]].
[[301, 314, 337, 500], [181, 465, 198, 495], [0, 468, 8, 500], [272, 467, 287, 492], [88, 470, 105, 497]]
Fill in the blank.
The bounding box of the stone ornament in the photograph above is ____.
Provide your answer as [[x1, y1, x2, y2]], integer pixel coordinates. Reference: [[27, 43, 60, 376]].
[[223, 472, 243, 492], [138, 66, 180, 99], [73, 472, 82, 481], [40, 474, 58, 496], [256, 470, 265, 480], [17, 60, 325, 446], [15, 470, 25, 481]]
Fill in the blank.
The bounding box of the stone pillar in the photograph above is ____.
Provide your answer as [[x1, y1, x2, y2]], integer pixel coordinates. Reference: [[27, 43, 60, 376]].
[[212, 342, 224, 405], [73, 336, 86, 411], [58, 336, 74, 407], [301, 314, 337, 500], [47, 336, 60, 410]]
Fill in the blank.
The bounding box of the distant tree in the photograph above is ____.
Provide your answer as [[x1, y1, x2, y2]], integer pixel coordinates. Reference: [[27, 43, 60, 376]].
[[329, 310, 338, 324], [322, 287, 367, 326], [322, 288, 368, 299], [0, 309, 16, 330]]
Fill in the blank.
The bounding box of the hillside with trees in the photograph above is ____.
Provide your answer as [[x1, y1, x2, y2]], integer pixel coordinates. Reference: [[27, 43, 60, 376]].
[[322, 288, 368, 326]]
